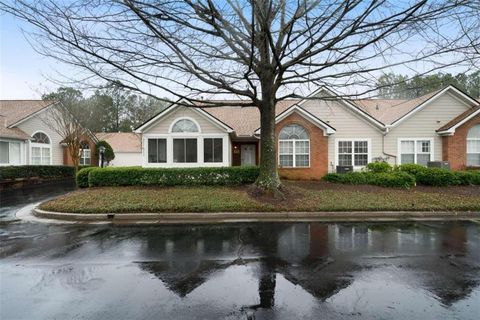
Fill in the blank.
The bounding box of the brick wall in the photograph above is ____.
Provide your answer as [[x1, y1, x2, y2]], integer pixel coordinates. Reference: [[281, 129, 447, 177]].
[[275, 112, 328, 180], [63, 135, 98, 166], [442, 114, 480, 170]]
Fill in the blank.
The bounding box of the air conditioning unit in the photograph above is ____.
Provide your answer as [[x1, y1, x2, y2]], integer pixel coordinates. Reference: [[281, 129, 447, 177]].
[[336, 165, 353, 174], [427, 161, 450, 169]]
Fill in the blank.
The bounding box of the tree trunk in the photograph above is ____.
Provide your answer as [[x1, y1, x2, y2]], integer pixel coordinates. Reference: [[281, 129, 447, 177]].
[[255, 94, 281, 192]]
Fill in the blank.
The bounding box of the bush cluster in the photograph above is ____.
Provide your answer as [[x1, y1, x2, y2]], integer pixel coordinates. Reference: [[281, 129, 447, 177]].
[[76, 167, 97, 188], [0, 165, 75, 181], [79, 166, 260, 187], [323, 171, 415, 188], [324, 162, 480, 188]]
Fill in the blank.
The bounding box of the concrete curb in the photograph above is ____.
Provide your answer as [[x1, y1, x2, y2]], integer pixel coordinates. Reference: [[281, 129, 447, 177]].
[[32, 207, 480, 225]]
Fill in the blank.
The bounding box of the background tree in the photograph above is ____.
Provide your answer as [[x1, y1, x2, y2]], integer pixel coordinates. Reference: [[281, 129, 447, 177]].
[[377, 71, 480, 99], [3, 0, 479, 194]]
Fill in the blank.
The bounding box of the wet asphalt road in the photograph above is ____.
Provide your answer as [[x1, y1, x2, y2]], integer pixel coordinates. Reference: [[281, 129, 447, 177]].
[[1, 183, 480, 320]]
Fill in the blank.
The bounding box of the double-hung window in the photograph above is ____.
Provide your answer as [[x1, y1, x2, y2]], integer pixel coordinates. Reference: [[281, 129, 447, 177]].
[[337, 140, 370, 167], [278, 124, 310, 168], [467, 125, 480, 166], [31, 132, 51, 165], [399, 138, 432, 166], [79, 141, 91, 165]]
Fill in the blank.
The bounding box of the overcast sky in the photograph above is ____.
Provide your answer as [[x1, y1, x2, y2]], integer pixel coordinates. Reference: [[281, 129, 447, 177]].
[[1, 8, 475, 101], [0, 13, 63, 99]]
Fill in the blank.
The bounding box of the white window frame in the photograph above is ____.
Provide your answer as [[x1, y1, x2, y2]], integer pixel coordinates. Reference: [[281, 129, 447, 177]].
[[30, 130, 52, 165], [335, 138, 372, 169], [203, 137, 224, 163], [278, 139, 310, 168], [397, 138, 434, 166], [79, 142, 91, 166], [467, 125, 480, 167], [0, 139, 25, 166]]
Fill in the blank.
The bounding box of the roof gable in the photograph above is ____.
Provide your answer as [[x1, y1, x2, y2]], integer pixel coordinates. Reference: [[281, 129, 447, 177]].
[[387, 85, 478, 128], [298, 86, 386, 130], [254, 105, 336, 136], [437, 106, 480, 134], [135, 100, 234, 134], [0, 100, 56, 127]]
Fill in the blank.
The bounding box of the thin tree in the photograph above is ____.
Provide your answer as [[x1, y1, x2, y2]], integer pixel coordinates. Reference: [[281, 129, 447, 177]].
[[37, 101, 91, 172], [2, 0, 479, 193]]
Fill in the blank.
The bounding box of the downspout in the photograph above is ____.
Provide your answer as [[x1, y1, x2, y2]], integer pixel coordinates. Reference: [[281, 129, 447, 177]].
[[382, 126, 397, 165]]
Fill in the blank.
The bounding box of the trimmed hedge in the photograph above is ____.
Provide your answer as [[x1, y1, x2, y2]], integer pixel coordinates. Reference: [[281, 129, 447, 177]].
[[76, 167, 97, 188], [415, 167, 461, 186], [456, 171, 480, 186], [0, 165, 75, 181], [86, 166, 260, 187], [323, 171, 416, 188]]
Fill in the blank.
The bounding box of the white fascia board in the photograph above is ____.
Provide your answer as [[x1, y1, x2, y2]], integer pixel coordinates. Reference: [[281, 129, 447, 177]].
[[8, 101, 58, 128]]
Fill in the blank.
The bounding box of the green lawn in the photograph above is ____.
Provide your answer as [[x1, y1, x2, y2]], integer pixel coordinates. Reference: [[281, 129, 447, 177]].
[[39, 181, 480, 213]]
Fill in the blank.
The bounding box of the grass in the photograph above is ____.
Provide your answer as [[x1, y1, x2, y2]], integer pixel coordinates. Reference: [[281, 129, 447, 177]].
[[39, 181, 480, 214]]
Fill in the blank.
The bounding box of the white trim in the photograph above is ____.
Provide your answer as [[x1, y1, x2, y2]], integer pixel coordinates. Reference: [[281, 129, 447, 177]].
[[255, 104, 336, 135], [389, 86, 478, 128], [30, 130, 52, 165], [135, 100, 234, 134], [141, 132, 230, 168], [437, 107, 480, 135], [168, 116, 202, 133], [7, 101, 57, 128], [298, 86, 386, 130], [334, 138, 372, 170], [396, 138, 435, 166]]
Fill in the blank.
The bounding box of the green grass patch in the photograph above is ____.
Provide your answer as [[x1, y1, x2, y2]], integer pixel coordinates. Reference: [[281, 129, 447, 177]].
[[39, 182, 480, 214]]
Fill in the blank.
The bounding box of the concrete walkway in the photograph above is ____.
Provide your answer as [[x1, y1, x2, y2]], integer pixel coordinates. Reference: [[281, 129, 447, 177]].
[[32, 207, 480, 225]]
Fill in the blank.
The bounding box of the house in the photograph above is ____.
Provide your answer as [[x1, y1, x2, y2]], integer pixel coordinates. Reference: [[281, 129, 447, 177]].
[[0, 100, 98, 166], [131, 85, 479, 179], [95, 132, 142, 166]]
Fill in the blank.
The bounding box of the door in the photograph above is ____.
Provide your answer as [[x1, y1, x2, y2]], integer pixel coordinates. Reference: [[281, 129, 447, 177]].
[[241, 144, 256, 166]]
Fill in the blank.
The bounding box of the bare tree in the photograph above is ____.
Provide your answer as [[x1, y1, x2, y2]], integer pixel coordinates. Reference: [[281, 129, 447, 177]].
[[1, 0, 479, 193], [39, 102, 92, 172]]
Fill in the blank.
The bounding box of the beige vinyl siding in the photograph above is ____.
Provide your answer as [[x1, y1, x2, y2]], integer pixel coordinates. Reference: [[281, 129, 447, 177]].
[[384, 92, 471, 164], [301, 99, 384, 172], [144, 107, 224, 134], [16, 108, 65, 165]]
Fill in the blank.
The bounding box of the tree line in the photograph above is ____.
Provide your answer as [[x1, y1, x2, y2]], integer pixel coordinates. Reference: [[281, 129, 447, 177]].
[[43, 86, 168, 133], [377, 71, 480, 99]]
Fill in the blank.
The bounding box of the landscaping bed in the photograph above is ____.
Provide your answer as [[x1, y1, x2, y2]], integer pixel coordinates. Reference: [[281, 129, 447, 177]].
[[39, 181, 480, 214]]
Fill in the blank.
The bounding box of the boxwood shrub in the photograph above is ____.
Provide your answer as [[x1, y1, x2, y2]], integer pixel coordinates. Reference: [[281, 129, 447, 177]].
[[366, 162, 392, 173], [0, 165, 75, 181], [323, 171, 415, 188], [455, 170, 480, 185], [415, 167, 461, 186], [87, 166, 260, 187], [76, 167, 98, 188]]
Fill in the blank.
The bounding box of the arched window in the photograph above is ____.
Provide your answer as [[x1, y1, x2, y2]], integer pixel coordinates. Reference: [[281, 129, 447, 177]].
[[79, 141, 91, 165], [32, 132, 50, 144], [467, 124, 480, 166], [171, 118, 199, 133], [31, 131, 51, 165], [278, 124, 310, 167]]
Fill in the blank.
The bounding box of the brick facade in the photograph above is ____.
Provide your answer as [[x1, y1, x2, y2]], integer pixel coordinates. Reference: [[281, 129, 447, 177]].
[[275, 112, 329, 180], [63, 135, 98, 166], [442, 114, 480, 170]]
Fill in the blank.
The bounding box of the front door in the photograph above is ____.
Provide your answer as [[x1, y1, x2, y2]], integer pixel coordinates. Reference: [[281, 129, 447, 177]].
[[241, 144, 256, 166]]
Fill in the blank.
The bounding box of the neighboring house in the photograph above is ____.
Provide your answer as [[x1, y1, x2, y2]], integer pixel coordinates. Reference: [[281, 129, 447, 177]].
[[95, 132, 142, 166], [132, 85, 479, 179], [0, 100, 98, 166]]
